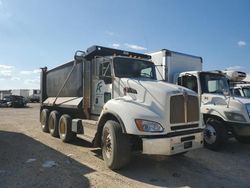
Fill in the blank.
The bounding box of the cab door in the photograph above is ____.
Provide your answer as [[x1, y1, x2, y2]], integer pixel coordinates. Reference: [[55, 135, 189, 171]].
[[91, 58, 113, 116]]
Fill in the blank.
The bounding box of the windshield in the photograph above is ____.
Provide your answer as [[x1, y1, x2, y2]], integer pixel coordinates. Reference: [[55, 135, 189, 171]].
[[242, 87, 250, 98], [200, 72, 229, 94], [113, 57, 156, 79]]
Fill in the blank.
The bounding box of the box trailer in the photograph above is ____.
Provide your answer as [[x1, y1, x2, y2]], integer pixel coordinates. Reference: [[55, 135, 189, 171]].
[[11, 89, 29, 98], [149, 49, 202, 83], [40, 45, 203, 169]]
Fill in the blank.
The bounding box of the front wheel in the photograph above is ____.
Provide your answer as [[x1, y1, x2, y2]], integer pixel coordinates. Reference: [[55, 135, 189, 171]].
[[204, 119, 228, 150], [102, 120, 131, 170], [234, 135, 250, 144]]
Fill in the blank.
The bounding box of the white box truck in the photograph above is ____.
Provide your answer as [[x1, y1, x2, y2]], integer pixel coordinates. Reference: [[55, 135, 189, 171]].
[[149, 49, 250, 150], [40, 46, 204, 169], [28, 89, 40, 102], [11, 89, 29, 98]]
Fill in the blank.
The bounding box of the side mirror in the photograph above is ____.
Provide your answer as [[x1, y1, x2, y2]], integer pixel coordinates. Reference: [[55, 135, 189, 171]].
[[74, 50, 85, 62], [100, 76, 113, 84]]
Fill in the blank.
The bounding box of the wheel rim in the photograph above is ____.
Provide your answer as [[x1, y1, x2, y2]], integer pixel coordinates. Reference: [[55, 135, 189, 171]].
[[104, 129, 112, 159], [49, 118, 54, 131], [60, 120, 66, 136], [204, 124, 217, 144], [41, 112, 45, 128]]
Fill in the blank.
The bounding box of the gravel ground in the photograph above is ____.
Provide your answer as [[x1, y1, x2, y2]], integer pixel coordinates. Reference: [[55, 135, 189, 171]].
[[0, 103, 250, 188]]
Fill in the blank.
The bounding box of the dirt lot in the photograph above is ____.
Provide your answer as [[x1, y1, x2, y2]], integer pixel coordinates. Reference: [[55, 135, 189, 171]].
[[0, 104, 250, 188]]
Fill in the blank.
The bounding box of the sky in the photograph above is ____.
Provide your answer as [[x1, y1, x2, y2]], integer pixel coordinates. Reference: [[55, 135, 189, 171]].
[[0, 0, 249, 89]]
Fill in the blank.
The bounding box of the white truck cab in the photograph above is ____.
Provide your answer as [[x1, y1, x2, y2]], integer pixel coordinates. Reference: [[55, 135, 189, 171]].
[[178, 71, 250, 148], [149, 49, 250, 149], [226, 71, 250, 98], [231, 85, 250, 98]]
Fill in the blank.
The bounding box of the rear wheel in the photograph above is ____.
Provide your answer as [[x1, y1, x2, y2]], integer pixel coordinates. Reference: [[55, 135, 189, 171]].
[[58, 114, 76, 142], [48, 111, 60, 137], [102, 120, 131, 170], [234, 135, 250, 144], [204, 118, 228, 150], [40, 109, 49, 133]]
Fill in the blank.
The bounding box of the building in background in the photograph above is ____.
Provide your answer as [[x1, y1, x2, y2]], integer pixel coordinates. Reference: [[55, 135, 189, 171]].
[[0, 90, 12, 100]]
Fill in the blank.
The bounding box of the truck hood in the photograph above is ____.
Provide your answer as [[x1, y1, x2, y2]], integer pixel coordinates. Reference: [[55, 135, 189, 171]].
[[118, 78, 197, 115], [201, 93, 250, 123], [202, 93, 250, 106], [233, 96, 250, 104]]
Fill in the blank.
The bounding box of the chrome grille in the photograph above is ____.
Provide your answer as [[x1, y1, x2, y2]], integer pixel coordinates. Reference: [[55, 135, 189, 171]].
[[187, 95, 199, 122], [170, 95, 199, 124], [170, 95, 184, 124]]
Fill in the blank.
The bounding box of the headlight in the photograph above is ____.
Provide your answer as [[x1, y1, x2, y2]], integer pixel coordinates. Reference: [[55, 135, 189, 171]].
[[246, 104, 250, 117], [135, 119, 164, 132], [224, 112, 246, 122]]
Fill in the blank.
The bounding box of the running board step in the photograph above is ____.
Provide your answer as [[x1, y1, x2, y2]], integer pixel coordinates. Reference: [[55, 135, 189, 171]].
[[81, 120, 98, 142], [72, 119, 98, 143]]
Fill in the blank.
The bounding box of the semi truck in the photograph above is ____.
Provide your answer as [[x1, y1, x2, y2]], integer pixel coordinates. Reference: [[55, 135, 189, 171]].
[[149, 49, 250, 149], [40, 45, 203, 169]]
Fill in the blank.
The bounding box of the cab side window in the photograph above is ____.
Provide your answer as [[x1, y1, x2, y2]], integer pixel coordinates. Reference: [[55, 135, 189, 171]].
[[99, 62, 111, 77], [178, 76, 198, 93], [140, 67, 153, 78], [233, 89, 241, 97]]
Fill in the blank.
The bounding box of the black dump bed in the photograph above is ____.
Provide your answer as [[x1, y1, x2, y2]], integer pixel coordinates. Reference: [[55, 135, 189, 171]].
[[45, 61, 83, 97], [85, 45, 151, 60]]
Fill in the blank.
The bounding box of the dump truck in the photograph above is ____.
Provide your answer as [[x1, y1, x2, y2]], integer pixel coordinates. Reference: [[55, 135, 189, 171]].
[[40, 46, 203, 169], [149, 49, 250, 149]]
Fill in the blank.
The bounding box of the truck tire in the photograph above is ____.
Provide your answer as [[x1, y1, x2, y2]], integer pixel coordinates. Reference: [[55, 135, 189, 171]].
[[101, 120, 131, 170], [48, 111, 60, 137], [204, 119, 228, 150], [234, 135, 250, 144], [40, 109, 49, 133], [58, 114, 76, 142]]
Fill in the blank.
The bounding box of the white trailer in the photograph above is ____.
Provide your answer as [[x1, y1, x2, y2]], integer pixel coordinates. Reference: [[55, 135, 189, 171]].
[[149, 49, 250, 149], [149, 50, 202, 83], [11, 89, 29, 98]]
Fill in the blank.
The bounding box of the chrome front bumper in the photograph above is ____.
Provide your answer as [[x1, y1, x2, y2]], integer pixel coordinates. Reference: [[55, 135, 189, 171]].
[[142, 132, 203, 155]]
